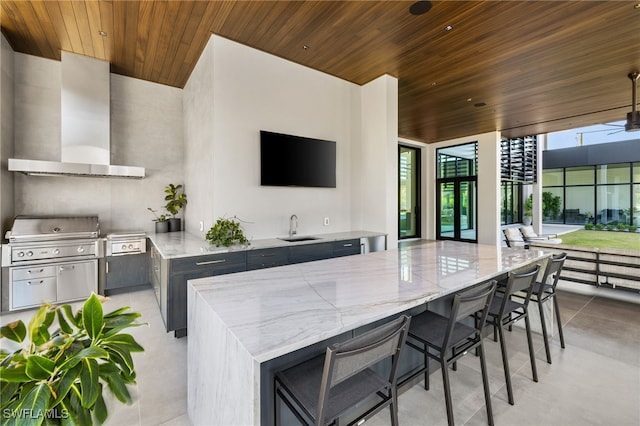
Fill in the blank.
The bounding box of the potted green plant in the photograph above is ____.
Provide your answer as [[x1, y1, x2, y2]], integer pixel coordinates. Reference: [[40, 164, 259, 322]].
[[205, 217, 250, 247], [523, 194, 533, 226], [0, 293, 145, 425], [584, 211, 594, 224], [164, 184, 187, 232], [147, 207, 169, 233]]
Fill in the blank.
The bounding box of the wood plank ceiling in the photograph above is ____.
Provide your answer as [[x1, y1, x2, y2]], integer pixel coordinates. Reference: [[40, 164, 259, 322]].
[[1, 0, 639, 143]]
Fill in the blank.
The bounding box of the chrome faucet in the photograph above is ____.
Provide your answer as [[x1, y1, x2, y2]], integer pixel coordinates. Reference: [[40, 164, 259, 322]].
[[289, 214, 298, 238]]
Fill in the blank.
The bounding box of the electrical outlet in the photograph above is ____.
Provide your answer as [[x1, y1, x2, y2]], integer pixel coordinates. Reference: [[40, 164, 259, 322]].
[[324, 217, 330, 226], [199, 221, 204, 232]]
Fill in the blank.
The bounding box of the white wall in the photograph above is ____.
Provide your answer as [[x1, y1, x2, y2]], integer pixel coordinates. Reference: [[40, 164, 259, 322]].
[[354, 75, 399, 248], [11, 53, 183, 234], [183, 36, 216, 236], [0, 35, 15, 237], [185, 35, 361, 240], [425, 131, 501, 245]]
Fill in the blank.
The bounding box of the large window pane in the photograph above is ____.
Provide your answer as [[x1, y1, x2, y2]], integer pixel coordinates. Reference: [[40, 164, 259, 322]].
[[500, 181, 522, 225], [633, 184, 640, 226], [437, 143, 477, 178], [596, 184, 630, 224], [542, 188, 563, 223], [566, 166, 594, 185], [542, 168, 563, 186], [399, 146, 420, 239], [565, 187, 594, 224], [597, 163, 630, 184], [633, 162, 640, 183]]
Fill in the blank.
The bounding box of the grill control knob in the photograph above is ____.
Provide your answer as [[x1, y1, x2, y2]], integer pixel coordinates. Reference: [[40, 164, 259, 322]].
[[128, 244, 134, 250], [122, 244, 127, 250], [17, 252, 25, 257], [77, 247, 85, 253], [26, 251, 34, 257], [53, 249, 60, 255]]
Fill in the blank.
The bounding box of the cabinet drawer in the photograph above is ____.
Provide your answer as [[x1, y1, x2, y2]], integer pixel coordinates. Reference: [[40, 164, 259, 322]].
[[171, 252, 247, 274], [332, 239, 361, 257], [12, 265, 56, 281], [11, 277, 57, 310], [247, 248, 289, 270], [288, 242, 333, 264]]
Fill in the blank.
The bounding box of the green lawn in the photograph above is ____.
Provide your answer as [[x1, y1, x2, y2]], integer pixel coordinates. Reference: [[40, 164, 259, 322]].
[[559, 230, 640, 251]]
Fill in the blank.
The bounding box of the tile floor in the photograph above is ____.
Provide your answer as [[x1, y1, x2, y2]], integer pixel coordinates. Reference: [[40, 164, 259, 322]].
[[1, 287, 638, 426]]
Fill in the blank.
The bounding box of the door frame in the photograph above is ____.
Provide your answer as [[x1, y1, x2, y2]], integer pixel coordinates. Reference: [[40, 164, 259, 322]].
[[436, 176, 477, 242], [398, 145, 421, 240]]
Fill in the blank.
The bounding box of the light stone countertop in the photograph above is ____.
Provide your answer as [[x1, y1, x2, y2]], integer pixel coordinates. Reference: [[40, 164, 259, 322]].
[[188, 240, 549, 363], [148, 230, 386, 259], [187, 240, 551, 425]]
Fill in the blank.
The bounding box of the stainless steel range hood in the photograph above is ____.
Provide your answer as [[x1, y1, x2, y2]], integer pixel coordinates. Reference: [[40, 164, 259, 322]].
[[9, 52, 145, 179]]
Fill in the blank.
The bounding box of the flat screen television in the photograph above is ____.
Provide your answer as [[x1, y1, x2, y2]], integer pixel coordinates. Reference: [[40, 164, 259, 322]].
[[260, 130, 336, 188]]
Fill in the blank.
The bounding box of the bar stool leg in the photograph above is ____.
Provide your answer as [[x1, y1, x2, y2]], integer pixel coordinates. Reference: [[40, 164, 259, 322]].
[[538, 300, 552, 364], [441, 359, 455, 426], [554, 295, 566, 349], [524, 313, 538, 382], [424, 345, 430, 390], [478, 341, 494, 426], [390, 387, 399, 426], [497, 324, 514, 405]]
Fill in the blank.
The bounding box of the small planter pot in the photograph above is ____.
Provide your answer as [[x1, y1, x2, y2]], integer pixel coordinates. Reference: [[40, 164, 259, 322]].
[[168, 218, 182, 232], [155, 221, 169, 233]]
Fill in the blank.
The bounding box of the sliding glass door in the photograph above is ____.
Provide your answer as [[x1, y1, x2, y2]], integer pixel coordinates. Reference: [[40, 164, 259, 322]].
[[436, 142, 478, 242], [399, 145, 420, 239]]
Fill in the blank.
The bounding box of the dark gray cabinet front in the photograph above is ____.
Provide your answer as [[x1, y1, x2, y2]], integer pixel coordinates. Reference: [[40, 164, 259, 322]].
[[105, 253, 150, 292], [332, 239, 361, 257], [152, 237, 372, 337], [168, 252, 246, 336], [247, 248, 289, 270], [288, 242, 333, 264]]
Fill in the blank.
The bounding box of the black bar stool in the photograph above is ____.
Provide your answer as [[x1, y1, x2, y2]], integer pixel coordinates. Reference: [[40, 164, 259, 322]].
[[530, 252, 567, 363], [484, 265, 540, 405], [400, 280, 497, 426], [274, 315, 411, 426]]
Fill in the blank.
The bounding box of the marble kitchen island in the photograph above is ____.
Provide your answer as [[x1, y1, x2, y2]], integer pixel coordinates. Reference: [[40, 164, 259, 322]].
[[187, 240, 549, 426]]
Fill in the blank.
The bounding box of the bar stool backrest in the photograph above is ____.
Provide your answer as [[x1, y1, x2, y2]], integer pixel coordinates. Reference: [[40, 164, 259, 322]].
[[316, 315, 411, 423], [539, 253, 567, 293], [443, 280, 496, 352], [498, 265, 540, 317]]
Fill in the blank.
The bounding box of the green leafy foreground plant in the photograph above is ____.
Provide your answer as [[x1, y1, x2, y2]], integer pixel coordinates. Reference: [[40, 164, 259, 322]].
[[0, 293, 145, 425], [205, 217, 250, 247]]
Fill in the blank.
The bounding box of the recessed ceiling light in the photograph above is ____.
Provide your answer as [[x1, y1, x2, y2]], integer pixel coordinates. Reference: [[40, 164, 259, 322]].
[[431, 82, 437, 86], [467, 98, 472, 102], [409, 1, 432, 16], [303, 45, 309, 51], [635, 3, 640, 9], [444, 25, 453, 32], [98, 30, 107, 37]]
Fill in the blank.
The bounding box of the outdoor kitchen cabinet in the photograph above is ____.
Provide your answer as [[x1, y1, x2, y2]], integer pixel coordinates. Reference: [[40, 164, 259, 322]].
[[331, 238, 361, 257], [246, 247, 289, 270], [104, 252, 150, 293], [162, 251, 247, 337], [287, 242, 334, 264]]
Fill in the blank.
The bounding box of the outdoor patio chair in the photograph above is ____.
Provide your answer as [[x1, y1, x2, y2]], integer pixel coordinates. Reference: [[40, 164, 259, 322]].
[[503, 228, 529, 248], [518, 226, 563, 244]]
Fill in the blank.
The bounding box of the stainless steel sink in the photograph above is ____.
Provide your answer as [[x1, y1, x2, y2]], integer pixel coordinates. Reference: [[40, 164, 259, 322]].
[[279, 236, 319, 242]]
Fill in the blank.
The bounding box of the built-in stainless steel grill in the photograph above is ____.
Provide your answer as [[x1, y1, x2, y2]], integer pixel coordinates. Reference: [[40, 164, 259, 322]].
[[105, 231, 146, 256], [1, 215, 102, 311]]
